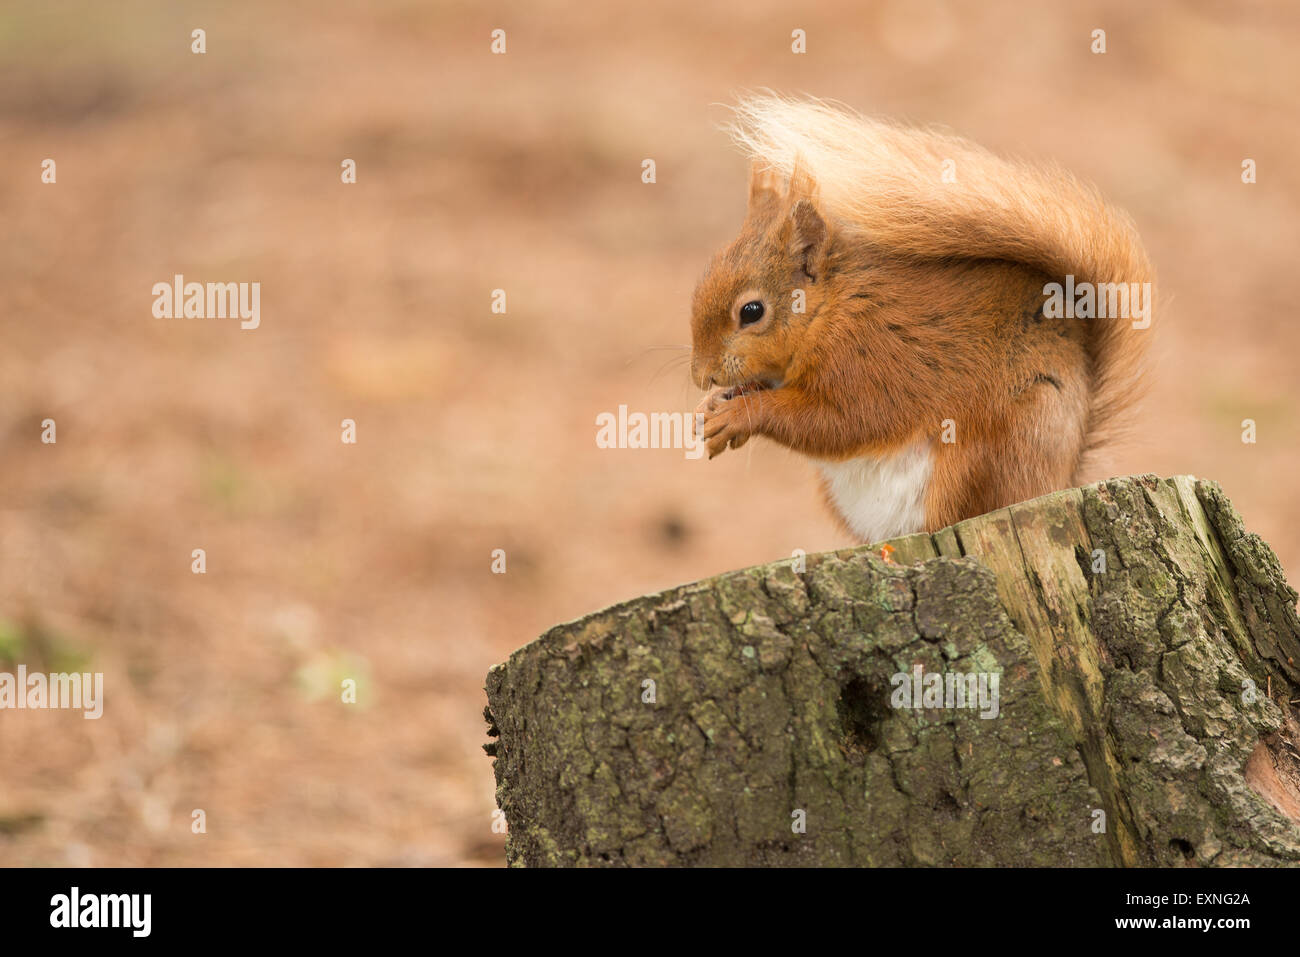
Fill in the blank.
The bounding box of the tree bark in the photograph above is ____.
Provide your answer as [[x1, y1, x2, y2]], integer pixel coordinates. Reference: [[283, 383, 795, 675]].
[[484, 475, 1300, 866]]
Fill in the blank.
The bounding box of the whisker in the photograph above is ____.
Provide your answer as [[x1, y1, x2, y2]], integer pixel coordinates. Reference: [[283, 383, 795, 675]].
[[647, 353, 693, 386], [625, 344, 692, 367]]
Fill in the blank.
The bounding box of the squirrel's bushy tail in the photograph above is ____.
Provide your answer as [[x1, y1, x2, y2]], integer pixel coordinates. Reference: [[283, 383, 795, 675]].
[[728, 93, 1153, 472]]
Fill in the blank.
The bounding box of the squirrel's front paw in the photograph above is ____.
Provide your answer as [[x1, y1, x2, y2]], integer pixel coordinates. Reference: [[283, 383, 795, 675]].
[[695, 390, 755, 458]]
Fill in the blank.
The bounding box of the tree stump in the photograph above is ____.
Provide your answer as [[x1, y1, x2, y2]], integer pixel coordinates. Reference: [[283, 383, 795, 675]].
[[483, 475, 1300, 866]]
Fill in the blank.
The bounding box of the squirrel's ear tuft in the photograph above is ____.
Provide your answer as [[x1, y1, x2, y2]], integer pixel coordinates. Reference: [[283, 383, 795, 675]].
[[787, 162, 818, 202], [789, 199, 829, 282]]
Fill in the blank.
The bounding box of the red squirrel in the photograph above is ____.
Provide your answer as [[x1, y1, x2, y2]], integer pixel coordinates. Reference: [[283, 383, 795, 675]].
[[690, 95, 1153, 542]]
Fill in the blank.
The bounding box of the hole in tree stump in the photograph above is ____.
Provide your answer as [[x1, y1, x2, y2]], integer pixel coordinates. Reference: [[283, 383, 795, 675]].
[[837, 676, 890, 755]]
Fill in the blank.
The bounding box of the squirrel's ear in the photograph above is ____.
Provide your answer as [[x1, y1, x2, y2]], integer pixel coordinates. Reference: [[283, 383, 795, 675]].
[[747, 161, 781, 214], [788, 199, 829, 283]]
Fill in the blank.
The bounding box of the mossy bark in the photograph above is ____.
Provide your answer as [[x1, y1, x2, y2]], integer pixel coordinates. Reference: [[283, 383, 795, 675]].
[[484, 475, 1300, 866]]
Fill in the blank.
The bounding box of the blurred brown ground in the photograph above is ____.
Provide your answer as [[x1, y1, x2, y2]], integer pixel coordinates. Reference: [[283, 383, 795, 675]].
[[0, 0, 1297, 865]]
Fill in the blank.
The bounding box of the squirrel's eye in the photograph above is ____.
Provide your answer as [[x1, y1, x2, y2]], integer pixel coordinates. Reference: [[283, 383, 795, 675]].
[[739, 301, 765, 326]]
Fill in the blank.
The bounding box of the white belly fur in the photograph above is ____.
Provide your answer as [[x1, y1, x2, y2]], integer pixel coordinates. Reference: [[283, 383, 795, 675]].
[[817, 440, 934, 543]]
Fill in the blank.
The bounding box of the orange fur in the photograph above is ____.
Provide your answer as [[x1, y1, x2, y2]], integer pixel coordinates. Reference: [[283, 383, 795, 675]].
[[691, 95, 1153, 538]]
